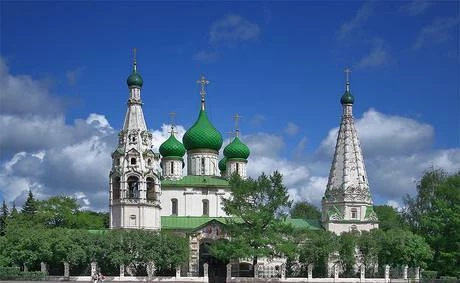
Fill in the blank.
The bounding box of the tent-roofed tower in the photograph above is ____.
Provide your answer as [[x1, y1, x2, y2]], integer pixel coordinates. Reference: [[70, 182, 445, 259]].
[[109, 50, 162, 230], [321, 68, 378, 234]]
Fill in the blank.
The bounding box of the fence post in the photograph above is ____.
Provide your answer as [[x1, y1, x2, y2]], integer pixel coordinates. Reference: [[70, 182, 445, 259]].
[[403, 265, 408, 280], [360, 264, 365, 281], [119, 264, 124, 278], [226, 263, 232, 280], [91, 261, 97, 276], [415, 267, 420, 280], [23, 263, 28, 272], [254, 263, 259, 278], [308, 264, 313, 280], [40, 262, 47, 274], [281, 263, 286, 279], [64, 262, 70, 278], [147, 262, 156, 279], [384, 265, 390, 282], [176, 265, 181, 278], [203, 263, 209, 278], [334, 264, 339, 280]]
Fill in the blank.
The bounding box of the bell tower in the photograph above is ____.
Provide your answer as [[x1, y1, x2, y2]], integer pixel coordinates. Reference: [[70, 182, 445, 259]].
[[109, 50, 162, 230]]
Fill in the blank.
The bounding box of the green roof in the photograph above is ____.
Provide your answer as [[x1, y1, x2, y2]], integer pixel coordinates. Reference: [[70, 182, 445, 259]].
[[161, 216, 227, 230], [341, 90, 354, 105], [127, 61, 143, 88], [219, 157, 227, 171], [161, 175, 229, 188], [161, 216, 322, 231], [183, 110, 223, 151], [224, 137, 250, 160], [159, 133, 186, 158]]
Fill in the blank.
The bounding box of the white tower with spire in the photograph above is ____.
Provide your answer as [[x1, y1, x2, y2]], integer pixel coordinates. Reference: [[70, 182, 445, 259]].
[[322, 68, 378, 234], [109, 50, 162, 230]]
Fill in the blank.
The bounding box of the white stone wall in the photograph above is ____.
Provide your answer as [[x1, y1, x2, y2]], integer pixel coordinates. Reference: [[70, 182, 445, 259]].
[[324, 222, 378, 234], [160, 187, 230, 217], [187, 151, 219, 176], [161, 159, 184, 180], [226, 160, 247, 179]]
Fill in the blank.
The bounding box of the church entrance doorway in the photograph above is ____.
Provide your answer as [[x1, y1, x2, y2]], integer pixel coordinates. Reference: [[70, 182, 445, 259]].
[[199, 240, 228, 283]]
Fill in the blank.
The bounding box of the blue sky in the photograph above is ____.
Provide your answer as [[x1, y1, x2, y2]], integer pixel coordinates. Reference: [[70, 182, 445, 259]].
[[1, 1, 459, 211]]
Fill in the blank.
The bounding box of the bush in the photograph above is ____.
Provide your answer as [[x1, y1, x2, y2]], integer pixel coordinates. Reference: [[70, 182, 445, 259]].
[[0, 266, 20, 280], [422, 270, 437, 279], [19, 271, 47, 280], [439, 276, 457, 282]]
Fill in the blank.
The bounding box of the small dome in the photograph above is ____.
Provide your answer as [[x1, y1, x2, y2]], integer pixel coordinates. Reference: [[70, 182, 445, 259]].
[[341, 90, 354, 105], [219, 157, 227, 171], [127, 70, 143, 88], [224, 137, 250, 160], [183, 110, 223, 151], [159, 133, 186, 158]]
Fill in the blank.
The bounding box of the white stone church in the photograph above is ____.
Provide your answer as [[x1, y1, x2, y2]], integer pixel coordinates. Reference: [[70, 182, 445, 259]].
[[108, 55, 378, 276]]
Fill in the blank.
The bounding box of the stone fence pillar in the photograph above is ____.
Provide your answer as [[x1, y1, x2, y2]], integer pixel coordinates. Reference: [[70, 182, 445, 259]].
[[40, 262, 47, 274], [360, 264, 365, 281], [384, 265, 390, 282], [308, 264, 313, 280], [176, 265, 181, 278], [120, 264, 125, 278], [403, 265, 408, 280], [64, 262, 70, 278], [281, 263, 286, 279], [91, 262, 97, 276], [415, 267, 420, 280], [147, 262, 156, 279], [23, 264, 28, 272], [203, 263, 209, 278], [334, 265, 339, 279], [254, 263, 259, 278], [226, 263, 232, 280]]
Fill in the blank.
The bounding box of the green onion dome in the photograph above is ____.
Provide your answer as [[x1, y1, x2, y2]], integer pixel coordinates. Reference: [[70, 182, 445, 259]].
[[219, 157, 227, 171], [159, 133, 186, 158], [127, 67, 143, 88], [223, 137, 250, 160], [341, 90, 354, 105], [183, 110, 223, 151]]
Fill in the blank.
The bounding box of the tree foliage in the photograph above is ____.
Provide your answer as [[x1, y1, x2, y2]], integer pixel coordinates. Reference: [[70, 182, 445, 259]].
[[21, 190, 38, 217], [290, 201, 321, 220], [212, 172, 294, 265], [403, 169, 460, 276], [374, 205, 405, 231]]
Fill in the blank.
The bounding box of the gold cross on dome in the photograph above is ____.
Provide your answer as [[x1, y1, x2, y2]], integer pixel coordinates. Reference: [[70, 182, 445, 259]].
[[233, 113, 242, 137], [196, 75, 210, 110], [344, 67, 352, 83]]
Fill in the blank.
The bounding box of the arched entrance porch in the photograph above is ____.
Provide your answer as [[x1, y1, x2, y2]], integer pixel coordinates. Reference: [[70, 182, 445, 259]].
[[199, 239, 228, 283]]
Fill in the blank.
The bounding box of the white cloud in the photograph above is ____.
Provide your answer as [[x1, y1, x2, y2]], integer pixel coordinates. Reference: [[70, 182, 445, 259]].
[[284, 122, 299, 136], [192, 50, 218, 63], [65, 67, 85, 85], [400, 0, 433, 16], [338, 2, 373, 41], [414, 16, 460, 50], [250, 114, 266, 127], [210, 14, 260, 44], [356, 39, 390, 69]]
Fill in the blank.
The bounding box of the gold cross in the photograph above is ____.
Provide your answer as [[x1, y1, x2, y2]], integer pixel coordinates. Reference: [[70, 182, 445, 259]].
[[233, 113, 242, 137], [196, 75, 210, 110], [344, 67, 352, 83]]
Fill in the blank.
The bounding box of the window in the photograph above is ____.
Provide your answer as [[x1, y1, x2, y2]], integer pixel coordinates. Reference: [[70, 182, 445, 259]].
[[112, 177, 120, 200], [202, 199, 209, 216], [147, 159, 152, 166], [146, 177, 155, 201], [171, 162, 174, 174], [362, 176, 365, 181], [127, 176, 139, 198], [131, 157, 136, 165], [201, 158, 205, 175], [351, 208, 357, 219], [171, 199, 178, 215], [236, 163, 239, 172]]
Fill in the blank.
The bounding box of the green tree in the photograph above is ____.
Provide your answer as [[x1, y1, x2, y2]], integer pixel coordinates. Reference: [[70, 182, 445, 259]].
[[403, 169, 460, 276], [338, 232, 358, 277], [0, 201, 8, 236], [22, 190, 38, 217], [357, 229, 382, 276], [212, 172, 294, 267], [374, 205, 405, 231], [36, 196, 79, 228], [297, 230, 337, 277], [290, 201, 321, 220]]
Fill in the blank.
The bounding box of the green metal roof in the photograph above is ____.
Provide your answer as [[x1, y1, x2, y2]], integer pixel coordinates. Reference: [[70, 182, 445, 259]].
[[182, 110, 223, 151], [341, 90, 354, 105], [161, 216, 227, 230], [159, 133, 186, 158], [219, 157, 227, 171], [223, 137, 250, 160], [161, 175, 229, 188], [286, 218, 322, 230]]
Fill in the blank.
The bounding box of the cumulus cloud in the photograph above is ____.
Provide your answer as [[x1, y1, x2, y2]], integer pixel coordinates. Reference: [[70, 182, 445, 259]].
[[210, 14, 260, 44], [284, 122, 299, 136], [337, 2, 373, 41], [413, 16, 460, 50], [400, 0, 433, 16]]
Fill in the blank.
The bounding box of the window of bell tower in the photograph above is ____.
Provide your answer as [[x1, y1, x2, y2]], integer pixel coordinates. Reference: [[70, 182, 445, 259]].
[[112, 177, 120, 200], [131, 158, 137, 165], [146, 177, 155, 201], [127, 176, 139, 199]]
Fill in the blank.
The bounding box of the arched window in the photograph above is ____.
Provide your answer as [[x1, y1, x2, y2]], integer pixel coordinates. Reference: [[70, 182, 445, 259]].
[[171, 162, 174, 174], [146, 177, 155, 201], [127, 176, 139, 199], [201, 157, 206, 175], [351, 208, 357, 219], [236, 163, 239, 173], [147, 159, 152, 166], [112, 177, 120, 200], [131, 157, 137, 165], [171, 199, 178, 215], [202, 199, 209, 216]]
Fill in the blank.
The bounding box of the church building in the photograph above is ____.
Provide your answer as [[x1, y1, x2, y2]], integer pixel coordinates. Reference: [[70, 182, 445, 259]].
[[108, 54, 378, 276]]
